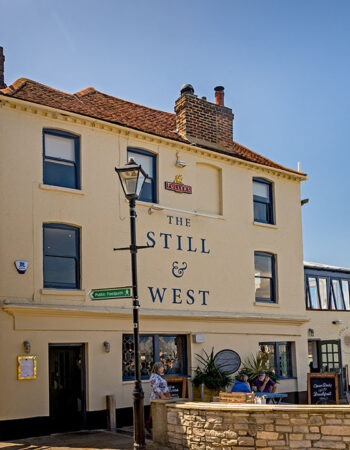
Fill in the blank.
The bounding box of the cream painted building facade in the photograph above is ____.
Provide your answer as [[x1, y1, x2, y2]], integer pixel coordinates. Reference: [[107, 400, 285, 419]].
[[0, 55, 309, 438]]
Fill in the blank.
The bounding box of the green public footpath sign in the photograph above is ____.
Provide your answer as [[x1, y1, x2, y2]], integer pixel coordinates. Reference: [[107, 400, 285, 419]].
[[89, 287, 132, 300]]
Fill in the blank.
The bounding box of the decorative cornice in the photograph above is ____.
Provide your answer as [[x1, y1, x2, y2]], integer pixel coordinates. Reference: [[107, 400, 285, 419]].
[[2, 303, 309, 325], [0, 95, 307, 182]]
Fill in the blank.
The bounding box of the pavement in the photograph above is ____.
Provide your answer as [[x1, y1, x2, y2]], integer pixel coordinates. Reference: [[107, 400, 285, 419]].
[[0, 429, 171, 450]]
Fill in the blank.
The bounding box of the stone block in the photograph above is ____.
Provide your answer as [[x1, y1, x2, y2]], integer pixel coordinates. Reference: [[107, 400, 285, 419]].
[[292, 425, 309, 433], [314, 442, 346, 449], [321, 425, 350, 436], [275, 425, 292, 432], [305, 433, 321, 440], [309, 426, 320, 432], [267, 440, 286, 447], [256, 431, 279, 440], [289, 440, 312, 448], [309, 415, 323, 425], [237, 436, 255, 446], [290, 433, 304, 440], [275, 419, 290, 425], [225, 430, 238, 439], [255, 440, 267, 447], [326, 419, 343, 425], [290, 418, 307, 425]]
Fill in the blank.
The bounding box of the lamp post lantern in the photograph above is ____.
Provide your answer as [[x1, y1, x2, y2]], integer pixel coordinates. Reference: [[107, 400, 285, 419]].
[[115, 158, 149, 450]]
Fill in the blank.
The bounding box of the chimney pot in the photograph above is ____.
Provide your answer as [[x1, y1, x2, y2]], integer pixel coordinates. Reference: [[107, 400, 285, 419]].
[[0, 47, 6, 89], [180, 84, 194, 96], [214, 86, 225, 106]]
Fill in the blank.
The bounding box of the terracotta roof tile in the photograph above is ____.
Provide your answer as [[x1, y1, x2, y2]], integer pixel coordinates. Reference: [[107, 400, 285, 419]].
[[0, 78, 305, 176]]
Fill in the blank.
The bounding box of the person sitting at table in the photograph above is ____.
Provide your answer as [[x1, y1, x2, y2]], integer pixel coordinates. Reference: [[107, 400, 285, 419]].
[[231, 374, 252, 393], [253, 370, 277, 393]]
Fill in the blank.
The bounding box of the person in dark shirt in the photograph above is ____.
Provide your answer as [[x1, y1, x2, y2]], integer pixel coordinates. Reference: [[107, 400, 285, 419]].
[[231, 374, 252, 393], [254, 370, 276, 393]]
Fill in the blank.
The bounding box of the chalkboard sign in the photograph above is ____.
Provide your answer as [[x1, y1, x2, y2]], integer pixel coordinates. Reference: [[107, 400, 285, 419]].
[[164, 376, 187, 398], [308, 373, 339, 404], [214, 349, 241, 374]]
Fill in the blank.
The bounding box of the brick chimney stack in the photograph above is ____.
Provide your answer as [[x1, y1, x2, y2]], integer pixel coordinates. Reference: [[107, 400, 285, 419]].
[[0, 47, 6, 89], [215, 86, 225, 106], [175, 84, 234, 151]]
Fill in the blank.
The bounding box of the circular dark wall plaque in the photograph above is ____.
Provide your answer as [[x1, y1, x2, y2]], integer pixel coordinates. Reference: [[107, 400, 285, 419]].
[[214, 349, 241, 374]]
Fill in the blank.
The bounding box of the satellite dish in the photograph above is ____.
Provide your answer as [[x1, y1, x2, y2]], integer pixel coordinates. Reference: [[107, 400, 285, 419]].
[[214, 349, 241, 375]]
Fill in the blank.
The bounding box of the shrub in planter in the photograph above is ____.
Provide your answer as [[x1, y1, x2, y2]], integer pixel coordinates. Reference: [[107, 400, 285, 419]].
[[192, 348, 232, 401]]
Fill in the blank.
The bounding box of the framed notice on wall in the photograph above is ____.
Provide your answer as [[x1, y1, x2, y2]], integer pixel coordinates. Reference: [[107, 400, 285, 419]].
[[308, 373, 338, 404], [17, 356, 37, 380], [164, 376, 188, 398]]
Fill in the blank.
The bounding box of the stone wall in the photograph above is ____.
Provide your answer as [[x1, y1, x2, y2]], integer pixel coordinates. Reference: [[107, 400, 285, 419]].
[[161, 402, 350, 449]]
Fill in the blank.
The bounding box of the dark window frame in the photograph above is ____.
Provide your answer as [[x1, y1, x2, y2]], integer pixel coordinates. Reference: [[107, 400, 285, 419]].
[[259, 341, 294, 379], [305, 268, 350, 311], [255, 251, 276, 303], [43, 223, 80, 289], [127, 148, 157, 203], [253, 177, 274, 224], [43, 129, 81, 189], [122, 333, 187, 381]]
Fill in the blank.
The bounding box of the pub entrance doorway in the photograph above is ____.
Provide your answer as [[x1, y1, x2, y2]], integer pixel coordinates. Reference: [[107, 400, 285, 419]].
[[308, 339, 345, 398], [49, 344, 86, 432]]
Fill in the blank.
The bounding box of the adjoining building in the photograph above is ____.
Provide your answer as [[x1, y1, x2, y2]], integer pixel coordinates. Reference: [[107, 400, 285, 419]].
[[0, 46, 309, 439], [304, 261, 350, 397]]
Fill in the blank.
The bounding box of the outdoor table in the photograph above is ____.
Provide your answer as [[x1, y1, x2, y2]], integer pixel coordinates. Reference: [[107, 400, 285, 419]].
[[255, 392, 288, 404]]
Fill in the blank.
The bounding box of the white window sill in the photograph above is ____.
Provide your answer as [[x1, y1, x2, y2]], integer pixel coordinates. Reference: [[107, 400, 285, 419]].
[[135, 200, 225, 220], [254, 301, 280, 308], [253, 221, 277, 229], [39, 184, 84, 196], [40, 288, 86, 297]]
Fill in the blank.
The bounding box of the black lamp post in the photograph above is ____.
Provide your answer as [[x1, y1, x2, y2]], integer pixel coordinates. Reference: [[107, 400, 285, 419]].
[[115, 158, 148, 450]]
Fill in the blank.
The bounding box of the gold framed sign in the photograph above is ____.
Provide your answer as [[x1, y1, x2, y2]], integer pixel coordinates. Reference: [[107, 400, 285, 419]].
[[17, 356, 37, 380]]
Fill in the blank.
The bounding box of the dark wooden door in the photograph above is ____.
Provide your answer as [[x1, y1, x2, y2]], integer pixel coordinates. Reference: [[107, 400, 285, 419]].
[[49, 344, 86, 432], [317, 339, 342, 372]]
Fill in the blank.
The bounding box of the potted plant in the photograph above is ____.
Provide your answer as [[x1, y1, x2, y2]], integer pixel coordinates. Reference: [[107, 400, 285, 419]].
[[236, 352, 278, 387], [192, 348, 232, 401]]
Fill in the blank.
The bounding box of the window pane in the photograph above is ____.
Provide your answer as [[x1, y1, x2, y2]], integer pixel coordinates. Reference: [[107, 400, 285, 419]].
[[45, 134, 75, 161], [332, 280, 344, 310], [159, 335, 186, 375], [45, 227, 77, 257], [44, 256, 77, 287], [140, 336, 154, 377], [278, 344, 291, 377], [122, 335, 154, 378], [44, 161, 77, 189], [253, 181, 269, 199], [342, 280, 350, 310], [128, 151, 154, 178], [139, 179, 153, 203], [255, 254, 272, 277], [254, 202, 268, 223], [319, 278, 328, 309], [308, 277, 319, 309], [255, 277, 272, 299], [259, 344, 276, 373]]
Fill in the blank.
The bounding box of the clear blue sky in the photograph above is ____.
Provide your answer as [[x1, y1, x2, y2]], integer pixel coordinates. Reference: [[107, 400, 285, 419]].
[[1, 0, 349, 267]]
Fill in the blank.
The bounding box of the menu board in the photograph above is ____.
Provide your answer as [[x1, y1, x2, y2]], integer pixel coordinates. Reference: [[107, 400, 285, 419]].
[[164, 376, 187, 398], [308, 373, 338, 404], [17, 356, 37, 380]]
